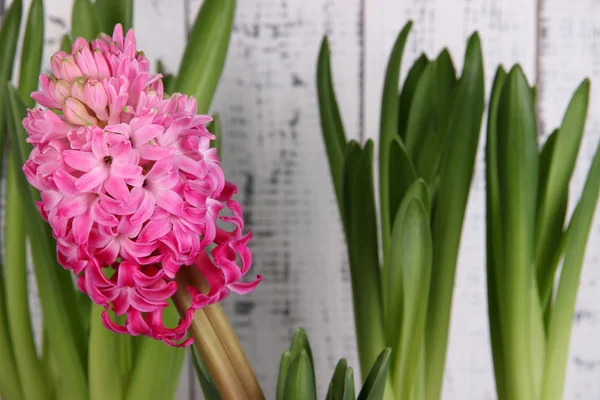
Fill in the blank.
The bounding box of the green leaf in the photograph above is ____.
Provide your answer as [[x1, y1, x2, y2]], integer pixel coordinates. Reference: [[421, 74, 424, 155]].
[[317, 37, 347, 213], [485, 66, 507, 400], [94, 0, 134, 33], [208, 112, 223, 159], [536, 80, 590, 304], [60, 34, 73, 53], [413, 49, 458, 183], [71, 0, 101, 41], [398, 54, 429, 141], [18, 0, 44, 108], [7, 85, 89, 400], [343, 140, 386, 379], [276, 351, 293, 400], [383, 178, 429, 335], [326, 359, 355, 400], [283, 351, 316, 400], [0, 3, 25, 398], [387, 138, 417, 246], [0, 0, 23, 141], [541, 141, 600, 400], [378, 21, 412, 266], [404, 60, 436, 160], [389, 196, 432, 399], [425, 32, 484, 400], [495, 65, 539, 399], [537, 129, 568, 312], [6, 155, 49, 400], [173, 0, 235, 114], [289, 328, 316, 393], [126, 303, 185, 400], [89, 306, 124, 400], [190, 345, 222, 400], [357, 348, 392, 400]]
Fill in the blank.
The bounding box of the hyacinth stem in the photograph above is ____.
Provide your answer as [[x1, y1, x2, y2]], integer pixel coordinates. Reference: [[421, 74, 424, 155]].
[[183, 267, 264, 399], [172, 272, 260, 400]]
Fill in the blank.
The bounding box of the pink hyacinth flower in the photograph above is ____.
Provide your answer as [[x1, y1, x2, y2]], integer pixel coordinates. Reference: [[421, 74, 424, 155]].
[[22, 24, 262, 346]]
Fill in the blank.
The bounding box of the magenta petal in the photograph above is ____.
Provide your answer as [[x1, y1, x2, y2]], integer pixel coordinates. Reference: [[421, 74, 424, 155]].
[[228, 275, 263, 295], [102, 311, 128, 334], [72, 212, 94, 245], [130, 190, 155, 225]]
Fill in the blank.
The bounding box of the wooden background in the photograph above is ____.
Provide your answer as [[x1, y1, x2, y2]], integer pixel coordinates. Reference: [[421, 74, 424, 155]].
[[2, 0, 600, 398]]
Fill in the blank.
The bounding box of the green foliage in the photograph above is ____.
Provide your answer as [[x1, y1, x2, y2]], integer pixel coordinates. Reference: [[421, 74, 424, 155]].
[[276, 329, 391, 400]]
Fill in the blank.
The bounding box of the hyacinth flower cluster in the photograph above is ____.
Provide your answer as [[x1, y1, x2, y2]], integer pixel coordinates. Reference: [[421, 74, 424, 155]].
[[22, 24, 262, 347]]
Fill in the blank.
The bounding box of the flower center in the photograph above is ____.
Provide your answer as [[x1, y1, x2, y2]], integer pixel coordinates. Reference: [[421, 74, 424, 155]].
[[104, 156, 113, 164]]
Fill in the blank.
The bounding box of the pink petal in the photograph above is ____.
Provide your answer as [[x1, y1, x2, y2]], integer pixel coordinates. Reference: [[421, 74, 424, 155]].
[[72, 212, 94, 245], [75, 165, 108, 192], [155, 190, 183, 216], [63, 150, 99, 172], [111, 161, 142, 179], [137, 145, 174, 161], [104, 174, 130, 202], [130, 190, 156, 226]]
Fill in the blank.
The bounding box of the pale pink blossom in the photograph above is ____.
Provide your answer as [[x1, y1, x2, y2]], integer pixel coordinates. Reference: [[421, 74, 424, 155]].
[[22, 24, 261, 346]]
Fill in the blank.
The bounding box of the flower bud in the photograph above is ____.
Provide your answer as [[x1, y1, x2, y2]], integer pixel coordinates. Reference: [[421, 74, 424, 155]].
[[53, 79, 71, 105], [84, 80, 109, 121], [64, 97, 98, 126], [75, 47, 99, 78], [94, 50, 111, 78], [50, 51, 68, 79], [59, 56, 83, 82]]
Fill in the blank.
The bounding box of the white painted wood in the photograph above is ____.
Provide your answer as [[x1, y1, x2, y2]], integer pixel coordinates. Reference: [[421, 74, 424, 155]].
[[539, 2, 600, 398]]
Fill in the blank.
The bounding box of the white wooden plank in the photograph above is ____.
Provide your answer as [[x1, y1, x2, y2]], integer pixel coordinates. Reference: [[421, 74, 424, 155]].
[[539, 2, 600, 398], [363, 1, 537, 399], [184, 0, 363, 397]]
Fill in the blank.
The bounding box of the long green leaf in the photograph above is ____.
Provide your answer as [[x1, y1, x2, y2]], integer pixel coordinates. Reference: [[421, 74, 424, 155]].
[[390, 197, 432, 399], [173, 0, 235, 114], [537, 129, 568, 312], [343, 140, 386, 380], [541, 141, 600, 400], [18, 0, 44, 108], [495, 65, 539, 400], [536, 80, 590, 303], [0, 2, 25, 398], [208, 112, 223, 160], [6, 157, 49, 400], [283, 351, 316, 400], [424, 33, 484, 400], [0, 0, 22, 139], [7, 86, 89, 400], [276, 351, 293, 400], [326, 359, 355, 400], [357, 348, 392, 400], [485, 66, 507, 400], [397, 54, 429, 141], [317, 37, 347, 213], [191, 345, 222, 400], [404, 60, 436, 161], [71, 0, 101, 41], [414, 49, 457, 183], [378, 22, 412, 266], [125, 303, 185, 400], [94, 0, 134, 33], [89, 306, 124, 400], [289, 328, 316, 394]]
